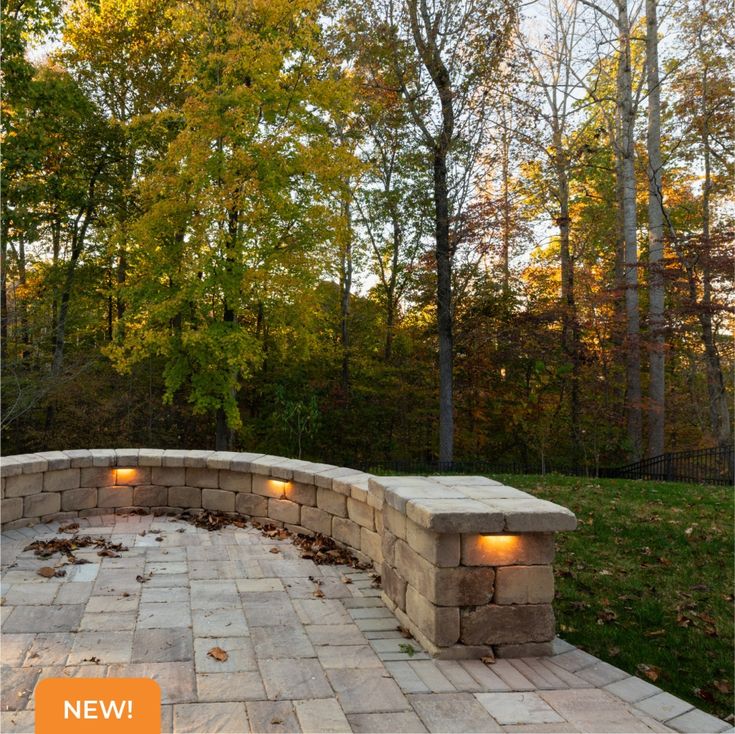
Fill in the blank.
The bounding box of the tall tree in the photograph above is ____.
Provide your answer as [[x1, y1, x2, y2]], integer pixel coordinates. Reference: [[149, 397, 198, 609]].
[[645, 0, 665, 457], [358, 0, 515, 463], [108, 0, 358, 448]]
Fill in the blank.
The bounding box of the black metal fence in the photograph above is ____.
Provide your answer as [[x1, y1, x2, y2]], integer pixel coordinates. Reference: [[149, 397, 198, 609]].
[[609, 444, 734, 486], [358, 444, 734, 486]]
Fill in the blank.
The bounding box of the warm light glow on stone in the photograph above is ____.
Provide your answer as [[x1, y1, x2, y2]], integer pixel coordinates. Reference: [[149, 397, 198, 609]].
[[115, 468, 138, 484]]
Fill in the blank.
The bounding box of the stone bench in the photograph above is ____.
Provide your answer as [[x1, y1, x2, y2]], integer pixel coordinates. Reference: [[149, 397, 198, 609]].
[[0, 449, 576, 659]]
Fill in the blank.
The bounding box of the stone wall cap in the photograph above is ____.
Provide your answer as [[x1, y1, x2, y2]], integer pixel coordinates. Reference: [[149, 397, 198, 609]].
[[89, 449, 117, 466], [369, 476, 577, 533], [35, 451, 72, 471], [115, 448, 140, 466]]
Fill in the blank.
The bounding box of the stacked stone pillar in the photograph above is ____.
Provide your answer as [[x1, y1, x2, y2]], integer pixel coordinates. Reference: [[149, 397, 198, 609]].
[[372, 475, 576, 659]]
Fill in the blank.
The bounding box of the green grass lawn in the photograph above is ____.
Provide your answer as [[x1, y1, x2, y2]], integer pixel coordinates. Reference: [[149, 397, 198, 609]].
[[492, 474, 734, 721]]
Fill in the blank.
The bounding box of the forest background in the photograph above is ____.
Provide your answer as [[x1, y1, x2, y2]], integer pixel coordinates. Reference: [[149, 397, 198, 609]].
[[2, 0, 733, 470]]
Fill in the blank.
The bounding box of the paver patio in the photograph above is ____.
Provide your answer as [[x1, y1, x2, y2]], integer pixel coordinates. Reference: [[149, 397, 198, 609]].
[[1, 514, 730, 734]]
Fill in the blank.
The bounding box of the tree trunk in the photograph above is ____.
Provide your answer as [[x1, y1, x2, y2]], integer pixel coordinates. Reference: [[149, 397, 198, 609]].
[[699, 66, 731, 448], [501, 126, 511, 297], [435, 148, 454, 464], [340, 198, 352, 397], [384, 216, 400, 362], [616, 0, 642, 461], [555, 150, 580, 457], [645, 0, 666, 457]]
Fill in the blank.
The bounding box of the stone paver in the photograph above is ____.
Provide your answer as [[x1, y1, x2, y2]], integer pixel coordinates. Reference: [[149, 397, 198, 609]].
[[1, 516, 728, 734]]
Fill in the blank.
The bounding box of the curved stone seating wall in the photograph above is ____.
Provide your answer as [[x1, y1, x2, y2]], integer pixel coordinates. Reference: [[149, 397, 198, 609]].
[[0, 449, 577, 660]]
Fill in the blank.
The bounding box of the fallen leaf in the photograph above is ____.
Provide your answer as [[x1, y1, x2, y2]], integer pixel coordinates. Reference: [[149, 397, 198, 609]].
[[341, 576, 352, 585], [81, 656, 101, 664], [481, 653, 496, 665], [714, 680, 732, 694], [397, 626, 412, 639], [37, 567, 57, 578], [637, 664, 661, 682], [97, 549, 121, 558], [269, 547, 280, 554], [136, 574, 152, 583], [155, 537, 164, 542], [207, 647, 229, 662], [644, 629, 666, 638], [270, 719, 283, 726], [59, 523, 79, 533], [313, 588, 325, 598]]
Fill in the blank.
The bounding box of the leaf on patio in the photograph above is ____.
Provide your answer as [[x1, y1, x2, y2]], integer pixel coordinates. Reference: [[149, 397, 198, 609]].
[[136, 573, 152, 583], [269, 547, 280, 554], [396, 626, 412, 639], [313, 588, 325, 598], [207, 646, 229, 662], [81, 656, 101, 664], [59, 523, 79, 533], [637, 664, 661, 682], [341, 575, 352, 584], [97, 549, 121, 558], [37, 567, 57, 578], [481, 653, 496, 665]]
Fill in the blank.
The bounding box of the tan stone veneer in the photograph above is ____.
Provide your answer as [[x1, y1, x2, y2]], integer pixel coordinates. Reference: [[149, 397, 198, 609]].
[[0, 449, 576, 658]]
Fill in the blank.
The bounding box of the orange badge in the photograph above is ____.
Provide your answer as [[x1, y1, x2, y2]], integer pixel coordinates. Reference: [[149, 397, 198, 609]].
[[35, 677, 161, 734]]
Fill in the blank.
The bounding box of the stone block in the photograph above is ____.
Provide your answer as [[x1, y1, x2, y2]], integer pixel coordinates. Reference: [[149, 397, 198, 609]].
[[2, 517, 34, 529], [494, 566, 554, 604], [206, 451, 239, 470], [332, 473, 368, 496], [381, 562, 407, 610], [460, 604, 555, 645], [151, 467, 187, 486], [80, 467, 116, 487], [64, 449, 94, 467], [35, 451, 71, 470], [361, 528, 382, 564], [406, 497, 504, 533], [169, 486, 202, 509], [161, 449, 190, 467], [462, 533, 555, 566], [235, 493, 268, 517], [114, 467, 151, 486], [138, 448, 165, 466], [252, 474, 287, 498], [183, 450, 214, 467], [268, 498, 300, 524], [17, 454, 48, 473], [1, 497, 23, 522], [133, 485, 168, 507], [375, 509, 384, 534], [5, 472, 43, 498], [97, 486, 133, 508], [202, 489, 236, 513], [494, 641, 554, 658], [115, 448, 139, 466], [89, 449, 116, 466], [382, 531, 398, 565], [218, 470, 252, 492], [62, 487, 97, 511], [406, 519, 460, 567], [316, 488, 347, 517], [347, 498, 374, 530], [395, 540, 494, 606], [405, 585, 460, 647], [186, 468, 219, 488], [0, 457, 22, 478], [24, 491, 61, 517], [332, 517, 360, 549], [285, 482, 316, 506], [486, 499, 577, 532], [300, 506, 332, 536], [383, 504, 406, 539]]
